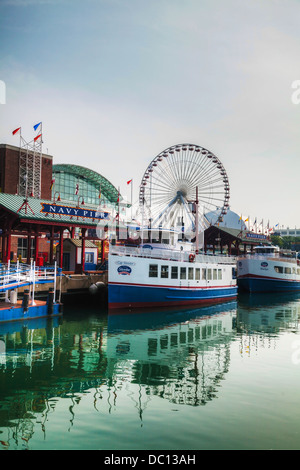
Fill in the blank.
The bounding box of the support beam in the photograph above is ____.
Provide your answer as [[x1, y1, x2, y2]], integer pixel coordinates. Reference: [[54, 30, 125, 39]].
[[81, 228, 86, 273], [59, 228, 64, 269]]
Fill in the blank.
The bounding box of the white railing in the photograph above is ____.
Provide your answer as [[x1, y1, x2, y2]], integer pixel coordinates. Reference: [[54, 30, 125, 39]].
[[110, 245, 236, 265], [239, 254, 298, 265], [0, 260, 62, 298]]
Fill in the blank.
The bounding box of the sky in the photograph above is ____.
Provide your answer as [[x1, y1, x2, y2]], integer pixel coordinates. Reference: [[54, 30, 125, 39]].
[[0, 0, 300, 229]]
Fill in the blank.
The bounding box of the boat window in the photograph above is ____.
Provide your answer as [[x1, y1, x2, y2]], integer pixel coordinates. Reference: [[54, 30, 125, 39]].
[[213, 269, 218, 280], [188, 267, 194, 280], [149, 264, 158, 277], [171, 266, 178, 279], [180, 267, 186, 279], [274, 266, 284, 273], [202, 268, 206, 280], [195, 268, 200, 280], [207, 269, 212, 280], [297, 269, 300, 275], [218, 269, 222, 280], [161, 265, 169, 278], [284, 267, 291, 274]]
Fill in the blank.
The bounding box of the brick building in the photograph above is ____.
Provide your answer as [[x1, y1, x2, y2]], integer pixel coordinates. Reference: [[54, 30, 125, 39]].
[[0, 144, 53, 199]]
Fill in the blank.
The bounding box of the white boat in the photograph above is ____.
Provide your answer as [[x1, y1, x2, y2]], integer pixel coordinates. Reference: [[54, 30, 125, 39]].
[[237, 245, 300, 293], [108, 227, 237, 309]]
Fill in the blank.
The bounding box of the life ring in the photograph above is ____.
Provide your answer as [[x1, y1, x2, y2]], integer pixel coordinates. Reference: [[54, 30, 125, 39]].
[[189, 254, 195, 263]]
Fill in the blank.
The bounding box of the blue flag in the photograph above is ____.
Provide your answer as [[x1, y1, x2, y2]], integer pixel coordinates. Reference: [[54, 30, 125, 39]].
[[33, 122, 42, 131]]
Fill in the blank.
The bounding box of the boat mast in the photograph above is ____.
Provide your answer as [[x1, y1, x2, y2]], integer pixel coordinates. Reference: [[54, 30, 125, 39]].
[[195, 186, 199, 254]]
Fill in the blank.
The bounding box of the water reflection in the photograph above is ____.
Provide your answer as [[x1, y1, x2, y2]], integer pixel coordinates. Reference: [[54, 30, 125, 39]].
[[0, 294, 299, 449], [107, 302, 237, 407]]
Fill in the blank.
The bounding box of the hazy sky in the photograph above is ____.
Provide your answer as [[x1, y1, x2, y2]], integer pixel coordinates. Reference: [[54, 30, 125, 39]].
[[1, 0, 300, 228]]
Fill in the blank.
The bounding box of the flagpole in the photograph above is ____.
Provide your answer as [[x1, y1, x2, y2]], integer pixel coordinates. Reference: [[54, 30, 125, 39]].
[[131, 179, 133, 222]]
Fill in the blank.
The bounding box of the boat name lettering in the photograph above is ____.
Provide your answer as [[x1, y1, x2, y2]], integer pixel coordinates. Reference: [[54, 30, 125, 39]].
[[115, 261, 136, 266], [261, 262, 268, 268], [40, 203, 110, 220]]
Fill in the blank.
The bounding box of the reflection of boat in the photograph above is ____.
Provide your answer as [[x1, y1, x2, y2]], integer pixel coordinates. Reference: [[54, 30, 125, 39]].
[[237, 292, 300, 335], [107, 302, 237, 362], [107, 302, 237, 406], [108, 301, 237, 333], [108, 227, 237, 309], [238, 245, 300, 293]]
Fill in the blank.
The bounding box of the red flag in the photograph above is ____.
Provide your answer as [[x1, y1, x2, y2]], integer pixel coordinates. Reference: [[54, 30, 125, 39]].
[[34, 133, 42, 142], [12, 127, 21, 135], [75, 183, 79, 195], [50, 178, 55, 190], [127, 179, 132, 185]]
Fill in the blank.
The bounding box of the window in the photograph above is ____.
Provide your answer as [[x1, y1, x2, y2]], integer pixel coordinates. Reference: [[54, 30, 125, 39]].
[[195, 268, 200, 280], [17, 237, 35, 259], [207, 269, 212, 280], [284, 267, 291, 274], [85, 252, 94, 263], [180, 267, 186, 279], [171, 266, 178, 279], [218, 269, 222, 280], [297, 269, 300, 275], [149, 264, 158, 277], [161, 265, 169, 278], [213, 269, 218, 280], [188, 267, 194, 280], [202, 268, 207, 280]]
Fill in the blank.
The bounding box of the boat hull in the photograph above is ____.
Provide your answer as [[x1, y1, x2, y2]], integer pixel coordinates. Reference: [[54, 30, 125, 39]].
[[237, 257, 300, 293], [0, 300, 61, 323], [108, 283, 237, 309], [238, 276, 300, 293]]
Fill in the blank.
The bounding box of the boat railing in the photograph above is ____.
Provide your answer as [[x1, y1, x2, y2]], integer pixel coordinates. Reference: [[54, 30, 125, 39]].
[[239, 254, 297, 264], [110, 245, 236, 265]]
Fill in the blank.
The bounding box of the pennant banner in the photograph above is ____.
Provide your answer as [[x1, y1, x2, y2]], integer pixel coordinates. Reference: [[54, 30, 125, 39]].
[[33, 122, 42, 131], [12, 127, 21, 135], [34, 133, 42, 142]]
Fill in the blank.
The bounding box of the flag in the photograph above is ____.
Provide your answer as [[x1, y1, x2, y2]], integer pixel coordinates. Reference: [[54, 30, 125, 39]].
[[245, 217, 249, 222], [12, 127, 21, 135], [34, 133, 42, 142], [98, 187, 101, 199], [127, 179, 132, 185], [75, 183, 79, 195], [50, 178, 55, 190], [33, 122, 42, 131]]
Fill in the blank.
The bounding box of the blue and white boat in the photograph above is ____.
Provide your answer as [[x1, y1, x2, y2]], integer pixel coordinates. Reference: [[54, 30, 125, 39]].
[[237, 245, 300, 293], [108, 229, 237, 310]]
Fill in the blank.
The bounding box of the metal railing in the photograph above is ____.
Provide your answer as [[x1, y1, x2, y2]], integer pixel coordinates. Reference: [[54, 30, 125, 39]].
[[0, 261, 62, 302], [110, 245, 236, 265]]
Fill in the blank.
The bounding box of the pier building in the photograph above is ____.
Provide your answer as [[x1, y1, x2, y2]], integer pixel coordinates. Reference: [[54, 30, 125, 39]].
[[0, 143, 121, 274]]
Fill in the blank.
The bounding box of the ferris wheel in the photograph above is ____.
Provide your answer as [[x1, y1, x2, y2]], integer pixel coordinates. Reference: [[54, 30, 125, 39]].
[[139, 143, 230, 231]]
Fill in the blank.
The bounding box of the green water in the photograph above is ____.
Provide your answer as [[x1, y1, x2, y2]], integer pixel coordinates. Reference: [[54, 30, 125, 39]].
[[1, 292, 300, 451]]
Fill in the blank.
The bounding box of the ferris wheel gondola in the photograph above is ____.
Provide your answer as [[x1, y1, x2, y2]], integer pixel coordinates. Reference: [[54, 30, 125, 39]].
[[139, 143, 230, 232]]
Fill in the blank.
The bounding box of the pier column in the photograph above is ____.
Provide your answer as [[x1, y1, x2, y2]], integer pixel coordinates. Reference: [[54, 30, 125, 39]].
[[81, 228, 86, 273], [34, 225, 40, 264], [49, 226, 54, 264], [27, 230, 32, 264], [59, 228, 64, 269]]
